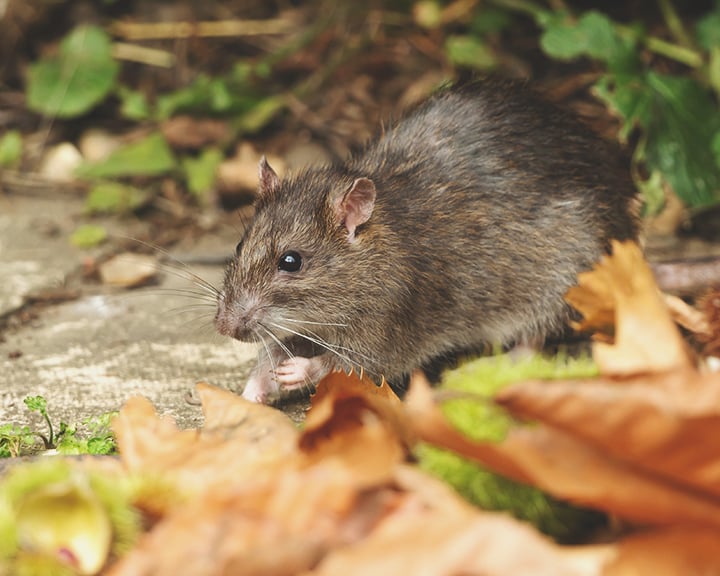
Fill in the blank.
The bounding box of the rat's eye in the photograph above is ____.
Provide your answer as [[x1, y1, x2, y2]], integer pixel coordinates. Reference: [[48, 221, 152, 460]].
[[235, 240, 243, 256], [278, 251, 302, 272]]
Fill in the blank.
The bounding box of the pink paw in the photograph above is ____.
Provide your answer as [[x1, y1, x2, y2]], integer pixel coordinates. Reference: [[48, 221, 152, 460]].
[[274, 356, 329, 389], [241, 372, 278, 403]]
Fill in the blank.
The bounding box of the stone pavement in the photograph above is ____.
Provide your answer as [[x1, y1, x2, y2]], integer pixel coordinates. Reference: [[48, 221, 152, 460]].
[[0, 191, 302, 434]]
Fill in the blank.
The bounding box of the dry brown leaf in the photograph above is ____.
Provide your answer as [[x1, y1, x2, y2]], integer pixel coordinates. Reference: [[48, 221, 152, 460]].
[[308, 465, 612, 576], [606, 527, 720, 576], [497, 369, 720, 498], [565, 241, 692, 374], [406, 374, 720, 528], [112, 383, 299, 496], [108, 459, 394, 576], [160, 115, 230, 149], [697, 288, 720, 357], [305, 370, 408, 445], [298, 370, 412, 488], [108, 379, 411, 575], [664, 293, 711, 336]]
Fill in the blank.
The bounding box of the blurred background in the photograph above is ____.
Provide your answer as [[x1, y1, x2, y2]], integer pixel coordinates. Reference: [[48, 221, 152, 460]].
[[1, 0, 720, 243]]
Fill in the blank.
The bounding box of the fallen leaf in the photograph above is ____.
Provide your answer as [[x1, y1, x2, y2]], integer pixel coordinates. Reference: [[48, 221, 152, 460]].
[[299, 370, 411, 488], [496, 369, 720, 498], [216, 141, 286, 194], [98, 253, 158, 287], [565, 241, 692, 374], [308, 465, 613, 576], [406, 373, 720, 528], [606, 527, 720, 576], [113, 384, 299, 497], [663, 293, 710, 336], [107, 460, 386, 576], [160, 116, 230, 150]]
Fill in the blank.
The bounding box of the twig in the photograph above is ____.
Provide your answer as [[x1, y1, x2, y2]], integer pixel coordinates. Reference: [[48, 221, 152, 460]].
[[0, 170, 88, 196], [113, 42, 175, 68], [657, 0, 693, 48], [110, 18, 294, 41]]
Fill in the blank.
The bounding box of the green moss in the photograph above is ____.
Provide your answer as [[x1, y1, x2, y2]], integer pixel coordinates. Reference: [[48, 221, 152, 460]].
[[416, 352, 606, 543]]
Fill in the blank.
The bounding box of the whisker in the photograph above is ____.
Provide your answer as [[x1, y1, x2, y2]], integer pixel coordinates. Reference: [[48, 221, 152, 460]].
[[276, 320, 374, 364], [267, 321, 365, 371], [280, 318, 348, 328], [163, 304, 217, 317], [115, 235, 222, 298], [256, 330, 277, 381], [260, 325, 294, 360], [144, 287, 218, 304]]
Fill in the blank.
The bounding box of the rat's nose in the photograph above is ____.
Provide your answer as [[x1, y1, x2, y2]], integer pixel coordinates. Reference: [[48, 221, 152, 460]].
[[215, 299, 259, 342]]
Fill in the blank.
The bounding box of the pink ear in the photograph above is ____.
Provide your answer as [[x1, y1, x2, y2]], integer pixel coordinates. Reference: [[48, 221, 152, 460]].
[[334, 177, 376, 241], [258, 156, 280, 196]]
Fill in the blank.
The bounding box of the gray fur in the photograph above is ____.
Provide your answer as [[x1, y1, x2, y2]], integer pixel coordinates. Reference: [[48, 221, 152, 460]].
[[215, 79, 638, 397]]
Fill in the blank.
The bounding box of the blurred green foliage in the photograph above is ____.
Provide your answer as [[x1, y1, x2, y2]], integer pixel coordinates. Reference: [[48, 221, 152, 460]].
[[17, 0, 720, 212]]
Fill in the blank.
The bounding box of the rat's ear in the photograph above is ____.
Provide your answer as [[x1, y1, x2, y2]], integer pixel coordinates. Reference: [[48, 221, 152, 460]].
[[258, 156, 280, 196], [333, 177, 376, 242]]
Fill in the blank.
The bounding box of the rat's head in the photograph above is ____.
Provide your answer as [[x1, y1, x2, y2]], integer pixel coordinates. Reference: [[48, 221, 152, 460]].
[[215, 157, 378, 348]]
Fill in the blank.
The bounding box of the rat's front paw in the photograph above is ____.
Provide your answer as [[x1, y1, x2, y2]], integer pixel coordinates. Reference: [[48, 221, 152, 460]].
[[274, 356, 330, 390], [241, 371, 278, 403]]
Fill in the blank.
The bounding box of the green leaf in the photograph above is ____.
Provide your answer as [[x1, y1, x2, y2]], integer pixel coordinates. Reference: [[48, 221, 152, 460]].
[[85, 182, 149, 214], [696, 5, 720, 49], [643, 73, 720, 207], [598, 71, 720, 207], [635, 169, 666, 215], [24, 396, 48, 416], [26, 25, 119, 118], [70, 224, 108, 248], [594, 73, 653, 141], [0, 424, 36, 458], [444, 35, 497, 70], [76, 132, 176, 179], [155, 74, 261, 120], [118, 86, 150, 121], [0, 130, 22, 168], [182, 147, 223, 200], [87, 436, 116, 455], [540, 10, 630, 64]]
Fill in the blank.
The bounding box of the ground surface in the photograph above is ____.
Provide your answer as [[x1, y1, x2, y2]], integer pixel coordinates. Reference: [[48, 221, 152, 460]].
[[0, 190, 311, 433]]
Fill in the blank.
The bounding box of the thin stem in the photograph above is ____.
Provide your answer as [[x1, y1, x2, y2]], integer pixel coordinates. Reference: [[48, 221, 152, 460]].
[[657, 0, 693, 48]]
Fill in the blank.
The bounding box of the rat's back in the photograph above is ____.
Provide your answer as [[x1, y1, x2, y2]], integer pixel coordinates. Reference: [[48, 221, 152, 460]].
[[346, 80, 638, 347]]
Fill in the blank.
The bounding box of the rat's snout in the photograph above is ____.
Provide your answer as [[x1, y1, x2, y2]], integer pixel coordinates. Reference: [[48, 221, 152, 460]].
[[215, 295, 263, 342]]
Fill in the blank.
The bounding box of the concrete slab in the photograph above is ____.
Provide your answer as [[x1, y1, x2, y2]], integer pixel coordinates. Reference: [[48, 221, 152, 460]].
[[0, 194, 79, 316], [0, 192, 307, 435], [1, 266, 258, 429]]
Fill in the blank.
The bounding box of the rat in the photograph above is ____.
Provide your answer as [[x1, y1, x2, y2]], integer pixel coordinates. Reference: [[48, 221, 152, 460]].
[[215, 79, 639, 403]]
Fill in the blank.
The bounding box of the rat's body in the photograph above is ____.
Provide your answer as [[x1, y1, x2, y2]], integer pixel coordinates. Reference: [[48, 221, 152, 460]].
[[215, 80, 638, 403]]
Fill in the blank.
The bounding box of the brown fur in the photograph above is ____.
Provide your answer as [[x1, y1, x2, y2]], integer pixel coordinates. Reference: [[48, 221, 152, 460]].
[[215, 79, 638, 396]]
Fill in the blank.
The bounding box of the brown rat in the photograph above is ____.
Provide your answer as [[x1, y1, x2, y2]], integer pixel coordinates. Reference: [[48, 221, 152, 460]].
[[215, 79, 639, 403]]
